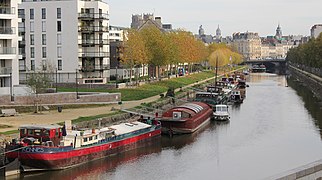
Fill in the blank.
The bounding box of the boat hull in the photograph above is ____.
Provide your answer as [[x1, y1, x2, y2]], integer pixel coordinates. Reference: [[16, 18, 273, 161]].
[[18, 128, 161, 170]]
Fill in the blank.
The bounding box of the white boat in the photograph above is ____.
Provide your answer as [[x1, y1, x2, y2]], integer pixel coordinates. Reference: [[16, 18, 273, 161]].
[[213, 104, 230, 121]]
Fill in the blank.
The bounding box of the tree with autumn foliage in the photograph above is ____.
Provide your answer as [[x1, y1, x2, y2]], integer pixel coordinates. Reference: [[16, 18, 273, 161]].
[[207, 43, 243, 68], [122, 29, 149, 83]]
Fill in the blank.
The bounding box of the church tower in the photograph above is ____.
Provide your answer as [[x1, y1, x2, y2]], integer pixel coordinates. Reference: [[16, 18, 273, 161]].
[[199, 25, 205, 36], [275, 23, 282, 40], [216, 25, 222, 39]]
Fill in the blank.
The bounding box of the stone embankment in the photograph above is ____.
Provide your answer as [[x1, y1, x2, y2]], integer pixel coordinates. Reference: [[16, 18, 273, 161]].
[[289, 65, 322, 101]]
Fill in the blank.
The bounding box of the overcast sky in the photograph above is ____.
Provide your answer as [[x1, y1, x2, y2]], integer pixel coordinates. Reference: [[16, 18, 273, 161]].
[[106, 0, 321, 37]]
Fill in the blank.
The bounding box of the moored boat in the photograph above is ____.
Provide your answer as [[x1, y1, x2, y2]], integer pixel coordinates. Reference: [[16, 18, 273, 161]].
[[157, 102, 213, 135], [213, 104, 230, 121], [5, 119, 161, 171]]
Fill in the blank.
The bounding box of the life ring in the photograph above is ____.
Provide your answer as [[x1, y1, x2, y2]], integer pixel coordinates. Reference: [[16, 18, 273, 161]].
[[231, 95, 235, 100]]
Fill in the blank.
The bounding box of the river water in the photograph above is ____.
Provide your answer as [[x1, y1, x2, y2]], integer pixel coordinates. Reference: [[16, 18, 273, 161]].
[[12, 73, 322, 180]]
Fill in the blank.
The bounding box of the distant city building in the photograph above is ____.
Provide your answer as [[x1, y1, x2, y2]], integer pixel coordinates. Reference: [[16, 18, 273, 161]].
[[232, 32, 261, 60], [275, 24, 282, 40], [19, 0, 110, 84], [131, 13, 172, 31], [196, 25, 214, 44], [310, 24, 322, 38], [0, 0, 21, 92], [216, 25, 222, 40]]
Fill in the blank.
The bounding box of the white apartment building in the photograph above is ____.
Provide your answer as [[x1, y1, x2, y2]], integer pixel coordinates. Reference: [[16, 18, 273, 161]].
[[19, 0, 110, 84], [0, 0, 21, 92], [232, 32, 261, 60], [311, 24, 322, 38]]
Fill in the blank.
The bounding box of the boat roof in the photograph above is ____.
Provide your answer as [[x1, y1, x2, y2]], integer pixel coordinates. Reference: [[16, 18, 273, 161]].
[[215, 104, 228, 108], [196, 91, 219, 95], [110, 121, 151, 135], [175, 102, 208, 114], [19, 124, 61, 130]]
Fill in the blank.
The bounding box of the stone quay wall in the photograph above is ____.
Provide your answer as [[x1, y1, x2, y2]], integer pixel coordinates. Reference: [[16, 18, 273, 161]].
[[0, 92, 121, 106], [289, 65, 322, 101]]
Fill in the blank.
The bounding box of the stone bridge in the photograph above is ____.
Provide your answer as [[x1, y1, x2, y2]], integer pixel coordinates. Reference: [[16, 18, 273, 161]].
[[242, 58, 287, 74]]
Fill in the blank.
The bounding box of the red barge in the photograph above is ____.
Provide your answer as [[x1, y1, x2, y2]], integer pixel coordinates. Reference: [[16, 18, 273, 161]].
[[6, 120, 161, 171], [158, 102, 213, 135]]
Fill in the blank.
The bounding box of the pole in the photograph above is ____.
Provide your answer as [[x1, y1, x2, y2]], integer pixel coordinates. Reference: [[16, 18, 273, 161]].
[[115, 66, 118, 88], [76, 69, 79, 99], [215, 57, 218, 88], [10, 72, 13, 101]]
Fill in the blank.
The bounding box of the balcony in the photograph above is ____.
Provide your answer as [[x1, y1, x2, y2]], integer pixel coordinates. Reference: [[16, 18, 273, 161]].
[[0, 47, 16, 54], [79, 51, 109, 58], [0, 67, 12, 75], [0, 27, 15, 34], [78, 39, 109, 46], [78, 13, 109, 20], [0, 7, 15, 15], [81, 65, 110, 71], [78, 26, 109, 32]]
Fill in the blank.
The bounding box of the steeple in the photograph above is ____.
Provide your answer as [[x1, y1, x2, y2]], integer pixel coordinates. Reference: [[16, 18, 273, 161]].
[[275, 23, 282, 40], [199, 25, 205, 36], [216, 24, 221, 39]]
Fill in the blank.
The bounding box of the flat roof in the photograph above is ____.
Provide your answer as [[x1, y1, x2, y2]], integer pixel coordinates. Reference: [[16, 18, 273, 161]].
[[19, 124, 61, 130]]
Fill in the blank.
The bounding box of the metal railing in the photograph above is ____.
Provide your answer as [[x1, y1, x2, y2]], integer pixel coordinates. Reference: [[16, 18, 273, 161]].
[[0, 7, 15, 15], [0, 27, 15, 34], [78, 13, 109, 20], [78, 26, 109, 32], [0, 47, 16, 54]]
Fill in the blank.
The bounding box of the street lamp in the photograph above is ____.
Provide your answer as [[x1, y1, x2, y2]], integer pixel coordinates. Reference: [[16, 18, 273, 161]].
[[10, 71, 14, 102], [55, 68, 58, 92]]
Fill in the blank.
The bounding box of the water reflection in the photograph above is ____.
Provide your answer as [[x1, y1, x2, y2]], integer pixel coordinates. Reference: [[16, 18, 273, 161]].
[[287, 76, 322, 139]]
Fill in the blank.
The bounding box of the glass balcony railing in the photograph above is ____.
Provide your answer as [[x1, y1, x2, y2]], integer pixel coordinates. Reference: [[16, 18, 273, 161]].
[[0, 67, 12, 75], [78, 13, 109, 20], [79, 52, 109, 57], [0, 7, 15, 15], [78, 26, 109, 32], [0, 47, 16, 54], [0, 27, 15, 34], [78, 39, 109, 45]]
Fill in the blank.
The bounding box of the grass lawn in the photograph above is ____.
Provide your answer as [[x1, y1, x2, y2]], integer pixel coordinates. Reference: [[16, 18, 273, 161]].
[[59, 71, 216, 101]]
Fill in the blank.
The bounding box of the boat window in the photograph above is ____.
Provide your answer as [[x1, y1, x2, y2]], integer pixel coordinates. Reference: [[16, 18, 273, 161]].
[[84, 138, 88, 142], [27, 129, 34, 135], [89, 136, 93, 141], [20, 129, 26, 135], [43, 129, 50, 136], [55, 128, 59, 136], [94, 135, 98, 140], [34, 129, 41, 136], [182, 112, 191, 118], [173, 112, 181, 119]]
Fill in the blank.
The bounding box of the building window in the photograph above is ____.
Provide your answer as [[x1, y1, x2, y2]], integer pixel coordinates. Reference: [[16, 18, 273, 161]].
[[30, 34, 34, 45], [57, 21, 61, 32], [57, 8, 61, 19], [30, 22, 34, 32], [57, 47, 62, 58], [57, 34, 62, 45], [18, 9, 24, 18], [30, 47, 34, 58], [42, 34, 46, 45], [58, 59, 62, 70], [42, 21, 46, 32], [31, 60, 35, 70], [30, 9, 34, 19], [42, 8, 46, 19], [42, 47, 47, 58]]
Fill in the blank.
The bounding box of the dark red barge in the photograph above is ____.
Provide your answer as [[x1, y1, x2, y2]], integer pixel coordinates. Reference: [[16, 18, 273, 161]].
[[157, 102, 213, 135], [6, 120, 161, 171]]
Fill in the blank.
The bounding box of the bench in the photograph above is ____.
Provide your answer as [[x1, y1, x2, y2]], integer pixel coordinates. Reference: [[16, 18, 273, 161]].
[[43, 105, 50, 111], [0, 109, 18, 117]]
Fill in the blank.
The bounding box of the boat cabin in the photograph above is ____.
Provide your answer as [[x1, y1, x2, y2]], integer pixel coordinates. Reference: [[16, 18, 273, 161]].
[[161, 102, 208, 121], [19, 124, 63, 146], [215, 105, 228, 113]]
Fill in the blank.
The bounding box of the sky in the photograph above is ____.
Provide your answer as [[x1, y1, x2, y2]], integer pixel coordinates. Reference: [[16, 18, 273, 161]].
[[106, 0, 322, 37]]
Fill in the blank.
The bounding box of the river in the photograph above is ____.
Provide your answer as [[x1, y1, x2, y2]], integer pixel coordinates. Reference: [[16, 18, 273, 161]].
[[10, 73, 322, 180]]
